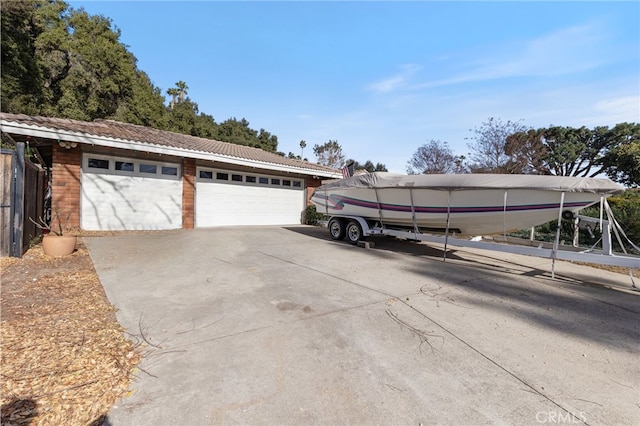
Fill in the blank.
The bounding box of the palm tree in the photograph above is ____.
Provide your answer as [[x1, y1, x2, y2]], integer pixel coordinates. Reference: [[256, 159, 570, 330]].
[[176, 81, 189, 103], [300, 140, 307, 159], [167, 88, 179, 109]]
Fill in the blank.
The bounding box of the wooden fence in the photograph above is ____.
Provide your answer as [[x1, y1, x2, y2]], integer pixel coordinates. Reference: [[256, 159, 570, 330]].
[[1, 143, 46, 257]]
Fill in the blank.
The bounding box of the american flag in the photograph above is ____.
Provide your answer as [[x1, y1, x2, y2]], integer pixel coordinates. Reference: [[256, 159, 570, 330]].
[[341, 165, 351, 179]]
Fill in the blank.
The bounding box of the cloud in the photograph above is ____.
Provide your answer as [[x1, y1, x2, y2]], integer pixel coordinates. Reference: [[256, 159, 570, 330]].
[[367, 64, 421, 94], [592, 95, 640, 124], [416, 23, 609, 89]]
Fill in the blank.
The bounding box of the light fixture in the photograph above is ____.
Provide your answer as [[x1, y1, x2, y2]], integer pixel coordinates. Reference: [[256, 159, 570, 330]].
[[58, 141, 78, 149]]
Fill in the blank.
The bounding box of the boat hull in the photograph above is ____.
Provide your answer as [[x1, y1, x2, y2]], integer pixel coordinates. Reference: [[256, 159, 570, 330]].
[[311, 186, 604, 236]]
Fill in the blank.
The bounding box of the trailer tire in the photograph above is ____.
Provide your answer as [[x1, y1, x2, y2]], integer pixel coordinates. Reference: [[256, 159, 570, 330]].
[[346, 220, 364, 245], [328, 218, 346, 240]]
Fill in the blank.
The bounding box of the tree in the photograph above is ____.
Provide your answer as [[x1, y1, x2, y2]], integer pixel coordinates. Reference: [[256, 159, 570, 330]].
[[1, 0, 167, 124], [373, 162, 388, 172], [43, 8, 139, 120], [176, 80, 188, 103], [0, 1, 282, 153], [346, 159, 388, 172], [299, 140, 306, 158], [504, 129, 549, 174], [256, 128, 278, 152], [213, 118, 278, 152], [506, 123, 639, 182], [1, 0, 48, 114], [113, 70, 168, 129], [600, 123, 640, 187], [167, 88, 179, 109], [467, 117, 529, 173], [540, 126, 604, 177], [313, 140, 344, 168], [407, 140, 464, 174]]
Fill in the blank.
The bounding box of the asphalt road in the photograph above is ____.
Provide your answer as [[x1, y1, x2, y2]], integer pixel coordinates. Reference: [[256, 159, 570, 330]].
[[84, 226, 639, 426]]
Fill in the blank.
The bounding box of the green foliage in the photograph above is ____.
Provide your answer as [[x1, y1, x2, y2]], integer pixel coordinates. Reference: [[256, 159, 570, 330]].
[[600, 123, 640, 187], [313, 140, 345, 168], [1, 0, 50, 114], [1, 1, 281, 153], [496, 122, 639, 185], [214, 118, 278, 152], [347, 159, 388, 173], [606, 190, 640, 250], [304, 204, 323, 225], [509, 190, 640, 253]]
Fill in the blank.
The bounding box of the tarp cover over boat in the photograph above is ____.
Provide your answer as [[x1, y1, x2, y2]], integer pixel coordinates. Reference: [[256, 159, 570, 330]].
[[317, 173, 625, 195]]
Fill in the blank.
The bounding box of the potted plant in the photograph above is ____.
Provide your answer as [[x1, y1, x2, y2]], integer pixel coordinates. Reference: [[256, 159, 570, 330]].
[[30, 209, 77, 256]]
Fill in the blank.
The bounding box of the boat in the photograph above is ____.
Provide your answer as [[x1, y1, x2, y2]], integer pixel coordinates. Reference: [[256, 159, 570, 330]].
[[310, 172, 625, 237]]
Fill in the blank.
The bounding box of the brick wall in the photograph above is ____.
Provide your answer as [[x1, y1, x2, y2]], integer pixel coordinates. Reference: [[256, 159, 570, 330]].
[[182, 158, 196, 229], [51, 143, 82, 229], [306, 176, 324, 206]]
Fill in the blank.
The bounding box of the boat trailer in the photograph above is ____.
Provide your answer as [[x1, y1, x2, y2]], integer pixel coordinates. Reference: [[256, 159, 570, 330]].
[[322, 203, 640, 287]]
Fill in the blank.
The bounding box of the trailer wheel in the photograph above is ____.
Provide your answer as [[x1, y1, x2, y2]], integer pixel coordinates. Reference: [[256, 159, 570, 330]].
[[346, 220, 364, 245], [328, 218, 346, 240]]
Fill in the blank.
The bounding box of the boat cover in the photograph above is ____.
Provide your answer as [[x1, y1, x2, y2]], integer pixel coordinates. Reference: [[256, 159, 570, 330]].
[[319, 173, 625, 195]]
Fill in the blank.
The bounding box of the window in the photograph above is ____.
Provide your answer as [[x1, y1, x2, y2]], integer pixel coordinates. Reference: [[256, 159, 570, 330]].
[[259, 177, 269, 184], [293, 181, 302, 188], [282, 179, 291, 187], [140, 164, 157, 174], [88, 158, 109, 169], [216, 172, 229, 180], [246, 176, 256, 183], [115, 161, 134, 172], [232, 174, 242, 182], [271, 178, 280, 185], [199, 170, 213, 179], [162, 166, 178, 176]]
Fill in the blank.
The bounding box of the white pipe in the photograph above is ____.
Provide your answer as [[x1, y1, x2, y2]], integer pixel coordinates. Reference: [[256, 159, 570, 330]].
[[443, 190, 452, 262], [551, 192, 566, 279], [503, 190, 508, 238]]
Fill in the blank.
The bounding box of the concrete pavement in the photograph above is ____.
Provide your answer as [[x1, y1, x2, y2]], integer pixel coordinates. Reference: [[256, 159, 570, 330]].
[[84, 226, 640, 426]]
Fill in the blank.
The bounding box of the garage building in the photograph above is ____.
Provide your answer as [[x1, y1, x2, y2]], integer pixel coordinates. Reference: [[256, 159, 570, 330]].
[[1, 113, 340, 231]]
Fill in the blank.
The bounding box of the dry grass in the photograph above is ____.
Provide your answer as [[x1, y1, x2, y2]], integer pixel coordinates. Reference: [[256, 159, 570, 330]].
[[1, 241, 141, 426]]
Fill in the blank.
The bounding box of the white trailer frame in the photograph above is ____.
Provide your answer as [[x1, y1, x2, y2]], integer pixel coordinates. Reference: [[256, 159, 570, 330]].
[[327, 214, 639, 268]]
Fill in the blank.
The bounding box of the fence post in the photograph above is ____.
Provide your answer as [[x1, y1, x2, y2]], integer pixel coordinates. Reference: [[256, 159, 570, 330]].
[[11, 142, 25, 257]]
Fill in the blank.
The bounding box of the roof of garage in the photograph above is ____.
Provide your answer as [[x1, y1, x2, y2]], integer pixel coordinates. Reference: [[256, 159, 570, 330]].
[[0, 112, 341, 178]]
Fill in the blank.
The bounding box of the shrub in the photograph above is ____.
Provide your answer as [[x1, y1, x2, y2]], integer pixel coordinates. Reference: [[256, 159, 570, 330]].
[[509, 189, 639, 253], [304, 205, 323, 225]]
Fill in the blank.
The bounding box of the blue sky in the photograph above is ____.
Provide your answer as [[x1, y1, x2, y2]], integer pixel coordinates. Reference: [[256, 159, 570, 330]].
[[70, 1, 639, 173]]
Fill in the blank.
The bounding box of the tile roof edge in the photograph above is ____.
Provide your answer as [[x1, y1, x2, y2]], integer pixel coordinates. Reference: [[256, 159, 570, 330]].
[[0, 112, 341, 177]]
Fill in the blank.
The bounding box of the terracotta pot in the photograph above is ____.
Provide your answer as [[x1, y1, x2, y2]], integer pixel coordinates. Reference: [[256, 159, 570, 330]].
[[42, 234, 77, 257]]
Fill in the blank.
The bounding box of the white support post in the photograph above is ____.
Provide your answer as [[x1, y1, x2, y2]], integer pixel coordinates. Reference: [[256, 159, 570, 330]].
[[443, 190, 452, 262], [323, 190, 329, 217], [551, 192, 566, 279], [374, 188, 384, 227], [601, 221, 612, 256], [503, 190, 508, 239], [409, 188, 419, 236]]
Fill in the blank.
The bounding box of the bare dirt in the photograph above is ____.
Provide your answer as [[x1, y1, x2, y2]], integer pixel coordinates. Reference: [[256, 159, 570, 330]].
[[0, 239, 141, 426]]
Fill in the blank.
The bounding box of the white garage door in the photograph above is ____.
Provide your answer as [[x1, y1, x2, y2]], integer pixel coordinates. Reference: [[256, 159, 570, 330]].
[[196, 168, 305, 227], [81, 154, 182, 230]]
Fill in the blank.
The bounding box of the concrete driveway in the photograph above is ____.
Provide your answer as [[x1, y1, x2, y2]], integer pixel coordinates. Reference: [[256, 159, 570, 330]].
[[84, 226, 639, 426]]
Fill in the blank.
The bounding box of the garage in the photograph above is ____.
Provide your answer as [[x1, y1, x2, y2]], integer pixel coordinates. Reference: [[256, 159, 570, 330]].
[[1, 112, 340, 235], [81, 153, 183, 230], [195, 167, 305, 227]]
